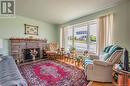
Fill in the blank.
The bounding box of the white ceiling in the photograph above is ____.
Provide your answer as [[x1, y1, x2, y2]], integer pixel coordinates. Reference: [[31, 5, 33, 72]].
[[16, 0, 123, 24]]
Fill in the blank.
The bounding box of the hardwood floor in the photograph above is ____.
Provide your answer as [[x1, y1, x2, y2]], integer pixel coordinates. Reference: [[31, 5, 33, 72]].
[[88, 81, 114, 86]]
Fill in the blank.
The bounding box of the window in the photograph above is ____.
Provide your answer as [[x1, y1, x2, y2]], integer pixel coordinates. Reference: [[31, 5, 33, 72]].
[[89, 22, 97, 52], [63, 19, 97, 53], [74, 24, 88, 52]]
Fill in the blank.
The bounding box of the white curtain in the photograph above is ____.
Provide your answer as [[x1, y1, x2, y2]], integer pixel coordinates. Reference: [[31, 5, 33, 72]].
[[60, 27, 67, 49], [60, 25, 71, 52], [97, 14, 114, 55], [60, 27, 64, 48]]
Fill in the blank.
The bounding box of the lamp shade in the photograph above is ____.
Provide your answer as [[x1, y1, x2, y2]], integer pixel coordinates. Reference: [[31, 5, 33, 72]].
[[0, 39, 3, 48]]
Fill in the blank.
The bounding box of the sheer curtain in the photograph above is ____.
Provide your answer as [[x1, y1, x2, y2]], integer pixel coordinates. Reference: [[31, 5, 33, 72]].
[[60, 27, 65, 48], [97, 14, 114, 55], [60, 27, 68, 51]]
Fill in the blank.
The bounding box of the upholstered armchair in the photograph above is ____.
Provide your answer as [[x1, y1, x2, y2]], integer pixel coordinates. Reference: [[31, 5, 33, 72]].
[[85, 45, 123, 82], [46, 42, 58, 59]]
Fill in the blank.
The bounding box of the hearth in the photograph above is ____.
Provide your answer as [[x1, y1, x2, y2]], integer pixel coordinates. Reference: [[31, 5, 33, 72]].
[[23, 48, 40, 61]]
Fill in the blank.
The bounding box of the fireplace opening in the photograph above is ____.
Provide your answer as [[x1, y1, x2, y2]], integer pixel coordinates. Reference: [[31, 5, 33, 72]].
[[23, 48, 40, 61]]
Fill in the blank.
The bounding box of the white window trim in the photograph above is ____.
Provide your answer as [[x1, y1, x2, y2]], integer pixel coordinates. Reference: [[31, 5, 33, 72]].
[[60, 19, 98, 54]]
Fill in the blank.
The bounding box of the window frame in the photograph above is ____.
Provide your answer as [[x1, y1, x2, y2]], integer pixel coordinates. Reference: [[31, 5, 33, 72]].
[[62, 19, 97, 54]]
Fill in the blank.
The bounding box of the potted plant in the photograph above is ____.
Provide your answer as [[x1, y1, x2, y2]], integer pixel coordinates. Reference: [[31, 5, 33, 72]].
[[69, 47, 76, 54]]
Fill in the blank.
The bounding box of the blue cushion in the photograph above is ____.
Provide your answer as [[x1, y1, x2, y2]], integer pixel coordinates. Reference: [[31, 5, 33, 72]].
[[84, 58, 93, 65]]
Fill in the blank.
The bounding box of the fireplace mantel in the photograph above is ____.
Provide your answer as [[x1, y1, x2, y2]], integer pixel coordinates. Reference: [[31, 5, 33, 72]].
[[10, 38, 47, 63]]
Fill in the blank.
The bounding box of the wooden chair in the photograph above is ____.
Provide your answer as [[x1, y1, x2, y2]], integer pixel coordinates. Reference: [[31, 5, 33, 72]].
[[46, 42, 58, 60]]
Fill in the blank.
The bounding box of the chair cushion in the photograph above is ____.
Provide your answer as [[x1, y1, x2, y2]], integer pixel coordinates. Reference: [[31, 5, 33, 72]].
[[46, 51, 57, 56], [46, 51, 57, 54]]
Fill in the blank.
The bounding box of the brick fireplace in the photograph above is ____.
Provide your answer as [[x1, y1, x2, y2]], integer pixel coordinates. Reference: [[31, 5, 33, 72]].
[[10, 38, 47, 63]]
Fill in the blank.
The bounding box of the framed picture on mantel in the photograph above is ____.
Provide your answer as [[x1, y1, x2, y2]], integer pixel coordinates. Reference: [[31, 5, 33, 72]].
[[24, 24, 38, 35]]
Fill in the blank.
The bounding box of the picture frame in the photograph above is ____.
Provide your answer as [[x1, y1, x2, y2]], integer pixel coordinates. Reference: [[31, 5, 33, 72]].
[[24, 24, 38, 35]]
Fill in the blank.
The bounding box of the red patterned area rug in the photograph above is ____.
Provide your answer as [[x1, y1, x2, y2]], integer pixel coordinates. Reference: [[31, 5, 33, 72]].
[[19, 60, 88, 86]]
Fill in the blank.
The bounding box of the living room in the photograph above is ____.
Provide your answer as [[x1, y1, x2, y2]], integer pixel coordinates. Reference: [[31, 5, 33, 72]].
[[0, 0, 130, 86]]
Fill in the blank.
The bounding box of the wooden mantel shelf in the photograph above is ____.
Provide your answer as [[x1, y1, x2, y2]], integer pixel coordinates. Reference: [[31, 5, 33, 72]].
[[10, 38, 47, 42]]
